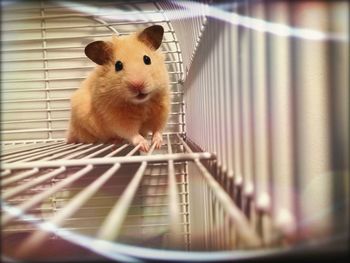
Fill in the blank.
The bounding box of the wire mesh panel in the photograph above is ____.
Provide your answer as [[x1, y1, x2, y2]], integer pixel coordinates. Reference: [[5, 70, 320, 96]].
[[1, 0, 184, 142], [183, 0, 349, 249], [159, 1, 209, 75]]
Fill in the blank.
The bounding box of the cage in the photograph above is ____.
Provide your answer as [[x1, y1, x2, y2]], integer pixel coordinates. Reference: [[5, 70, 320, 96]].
[[1, 0, 349, 262]]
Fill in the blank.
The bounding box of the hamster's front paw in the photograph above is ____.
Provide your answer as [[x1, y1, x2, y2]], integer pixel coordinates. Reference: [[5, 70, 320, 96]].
[[131, 134, 150, 152], [152, 132, 163, 149]]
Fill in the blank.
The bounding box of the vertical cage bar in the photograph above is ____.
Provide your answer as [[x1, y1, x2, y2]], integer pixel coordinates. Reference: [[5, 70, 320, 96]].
[[240, 0, 254, 216], [232, 1, 243, 197], [290, 1, 334, 240], [223, 18, 234, 179], [166, 134, 182, 249], [40, 1, 53, 140], [266, 1, 296, 239], [327, 1, 349, 241], [214, 18, 223, 175], [250, 0, 270, 227]]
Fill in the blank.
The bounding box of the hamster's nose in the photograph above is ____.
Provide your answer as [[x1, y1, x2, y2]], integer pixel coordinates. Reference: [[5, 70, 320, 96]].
[[128, 81, 145, 93]]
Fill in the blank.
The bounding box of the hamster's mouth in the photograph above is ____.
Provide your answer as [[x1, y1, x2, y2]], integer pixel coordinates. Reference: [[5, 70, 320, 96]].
[[136, 92, 149, 100], [132, 92, 150, 103]]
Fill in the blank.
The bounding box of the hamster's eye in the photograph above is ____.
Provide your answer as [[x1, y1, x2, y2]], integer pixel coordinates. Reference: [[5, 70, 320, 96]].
[[115, 61, 123, 71], [143, 55, 151, 65]]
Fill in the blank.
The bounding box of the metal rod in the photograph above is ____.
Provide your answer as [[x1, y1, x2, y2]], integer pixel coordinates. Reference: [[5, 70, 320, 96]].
[[0, 142, 65, 159], [1, 20, 168, 34], [250, 0, 270, 213], [1, 124, 182, 136], [1, 56, 180, 63], [0, 87, 183, 94], [40, 4, 53, 140], [2, 23, 173, 34], [167, 134, 182, 249], [3, 143, 81, 163], [0, 65, 181, 73], [5, 223, 189, 232], [1, 152, 213, 170], [59, 212, 187, 220], [1, 108, 70, 114], [5, 144, 86, 163], [0, 109, 184, 115], [0, 119, 184, 129], [1, 93, 183, 104], [1, 212, 186, 221], [1, 75, 181, 84], [0, 132, 184, 147], [266, 2, 296, 238], [1, 33, 177, 43], [2, 98, 68, 103], [1, 125, 184, 136], [3, 1, 159, 12], [1, 128, 67, 134], [55, 144, 103, 160], [52, 191, 187, 200], [0, 169, 11, 177], [1, 34, 113, 43], [1, 118, 69, 125], [1, 139, 65, 146], [1, 10, 163, 23]]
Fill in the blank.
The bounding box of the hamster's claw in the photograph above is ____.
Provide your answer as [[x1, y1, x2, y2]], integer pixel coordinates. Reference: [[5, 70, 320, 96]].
[[131, 134, 150, 152], [139, 140, 150, 152], [152, 132, 163, 149]]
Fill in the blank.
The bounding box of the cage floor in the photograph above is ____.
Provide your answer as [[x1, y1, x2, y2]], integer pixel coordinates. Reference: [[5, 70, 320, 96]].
[[0, 135, 204, 257], [1, 133, 266, 261]]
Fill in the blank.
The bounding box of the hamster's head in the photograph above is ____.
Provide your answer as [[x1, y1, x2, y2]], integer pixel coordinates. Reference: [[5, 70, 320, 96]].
[[85, 25, 169, 104]]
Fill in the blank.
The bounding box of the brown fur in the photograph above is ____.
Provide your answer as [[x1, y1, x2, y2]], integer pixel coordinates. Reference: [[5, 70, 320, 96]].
[[67, 26, 170, 151]]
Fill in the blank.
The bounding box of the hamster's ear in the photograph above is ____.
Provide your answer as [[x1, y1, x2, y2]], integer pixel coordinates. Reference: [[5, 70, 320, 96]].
[[85, 41, 113, 65], [138, 25, 164, 50]]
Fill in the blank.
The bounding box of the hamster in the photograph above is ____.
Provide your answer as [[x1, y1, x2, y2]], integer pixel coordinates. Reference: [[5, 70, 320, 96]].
[[67, 25, 170, 152]]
